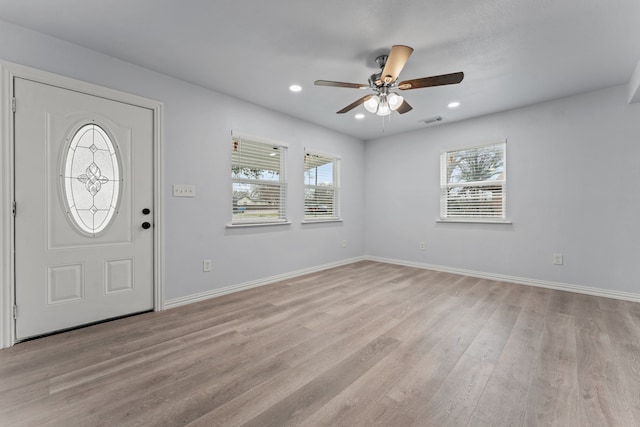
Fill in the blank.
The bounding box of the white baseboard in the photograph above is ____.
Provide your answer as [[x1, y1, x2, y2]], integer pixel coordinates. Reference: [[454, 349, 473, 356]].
[[164, 254, 640, 311], [366, 256, 640, 303], [163, 256, 367, 309]]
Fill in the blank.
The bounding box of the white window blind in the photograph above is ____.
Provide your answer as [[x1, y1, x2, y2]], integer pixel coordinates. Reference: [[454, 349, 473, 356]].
[[440, 142, 506, 220], [304, 151, 340, 221], [231, 135, 287, 224]]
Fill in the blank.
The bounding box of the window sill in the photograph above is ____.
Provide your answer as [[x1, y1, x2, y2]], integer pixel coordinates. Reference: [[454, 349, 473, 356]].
[[301, 218, 343, 224], [437, 218, 512, 225], [226, 221, 292, 228]]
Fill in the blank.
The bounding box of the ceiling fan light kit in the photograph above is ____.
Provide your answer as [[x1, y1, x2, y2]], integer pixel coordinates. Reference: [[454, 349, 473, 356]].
[[388, 93, 404, 110], [376, 100, 391, 116], [315, 45, 464, 119], [363, 88, 404, 116]]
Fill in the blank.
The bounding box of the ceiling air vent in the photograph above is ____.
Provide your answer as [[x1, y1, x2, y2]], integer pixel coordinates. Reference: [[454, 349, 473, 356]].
[[420, 116, 442, 125]]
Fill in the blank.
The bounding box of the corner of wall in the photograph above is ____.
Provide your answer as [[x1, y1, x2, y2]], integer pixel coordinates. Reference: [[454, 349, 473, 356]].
[[628, 58, 640, 104]]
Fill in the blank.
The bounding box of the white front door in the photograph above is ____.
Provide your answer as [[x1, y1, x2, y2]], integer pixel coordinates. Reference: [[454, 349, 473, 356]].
[[14, 78, 154, 340]]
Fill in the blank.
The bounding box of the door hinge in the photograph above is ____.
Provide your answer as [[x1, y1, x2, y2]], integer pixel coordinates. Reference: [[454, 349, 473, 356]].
[[11, 97, 16, 113], [13, 305, 17, 319], [12, 201, 16, 217]]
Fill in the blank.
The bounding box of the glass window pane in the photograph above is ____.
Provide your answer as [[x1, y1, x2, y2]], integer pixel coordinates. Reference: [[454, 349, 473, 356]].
[[304, 152, 340, 220], [440, 142, 505, 219], [231, 136, 287, 224]]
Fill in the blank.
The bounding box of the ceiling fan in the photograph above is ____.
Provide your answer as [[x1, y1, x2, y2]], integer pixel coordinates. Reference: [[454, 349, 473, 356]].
[[315, 45, 464, 116]]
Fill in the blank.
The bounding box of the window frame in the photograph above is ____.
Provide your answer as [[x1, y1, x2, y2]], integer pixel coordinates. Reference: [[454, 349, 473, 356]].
[[302, 150, 341, 223], [439, 141, 507, 222], [230, 132, 289, 226]]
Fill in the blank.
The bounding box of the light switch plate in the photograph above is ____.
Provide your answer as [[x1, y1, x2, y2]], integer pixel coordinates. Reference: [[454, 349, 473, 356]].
[[173, 184, 195, 197]]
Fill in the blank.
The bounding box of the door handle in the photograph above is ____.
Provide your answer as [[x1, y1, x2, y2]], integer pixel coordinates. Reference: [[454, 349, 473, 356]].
[[142, 222, 151, 230]]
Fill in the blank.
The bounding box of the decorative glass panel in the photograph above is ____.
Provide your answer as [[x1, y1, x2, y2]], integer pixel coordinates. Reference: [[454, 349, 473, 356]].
[[62, 124, 121, 235]]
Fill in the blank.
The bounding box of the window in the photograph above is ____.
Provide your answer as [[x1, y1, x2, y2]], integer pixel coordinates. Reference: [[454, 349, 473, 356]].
[[440, 141, 506, 220], [231, 134, 287, 224], [304, 151, 340, 221], [62, 123, 121, 235]]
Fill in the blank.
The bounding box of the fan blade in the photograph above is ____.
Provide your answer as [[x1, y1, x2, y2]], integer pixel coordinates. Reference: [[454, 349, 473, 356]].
[[396, 100, 413, 114], [398, 71, 464, 90], [337, 95, 372, 114], [315, 80, 368, 89], [380, 45, 414, 84]]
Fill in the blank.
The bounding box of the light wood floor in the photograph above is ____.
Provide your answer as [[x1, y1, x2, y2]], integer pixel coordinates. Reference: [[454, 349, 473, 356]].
[[1, 261, 640, 426]]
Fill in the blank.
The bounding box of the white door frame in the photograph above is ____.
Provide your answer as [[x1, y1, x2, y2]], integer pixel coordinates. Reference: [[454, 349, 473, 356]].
[[0, 60, 165, 348]]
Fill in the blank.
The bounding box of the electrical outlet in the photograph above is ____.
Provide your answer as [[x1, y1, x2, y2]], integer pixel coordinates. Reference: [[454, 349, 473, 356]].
[[173, 184, 195, 197], [341, 240, 347, 248], [419, 242, 425, 250], [203, 259, 212, 272], [552, 254, 563, 265]]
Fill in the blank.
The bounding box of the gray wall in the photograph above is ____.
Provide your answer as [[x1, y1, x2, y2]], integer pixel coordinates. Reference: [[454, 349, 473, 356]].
[[0, 20, 366, 301], [365, 85, 640, 294], [2, 18, 639, 302]]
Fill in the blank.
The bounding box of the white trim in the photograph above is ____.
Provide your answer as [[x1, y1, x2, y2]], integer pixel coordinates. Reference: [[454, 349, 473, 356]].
[[301, 219, 343, 224], [0, 63, 14, 349], [440, 138, 507, 154], [366, 256, 640, 303], [436, 219, 512, 224], [303, 148, 342, 160], [165, 254, 640, 311], [164, 256, 366, 309], [231, 130, 289, 148], [153, 97, 165, 314], [226, 221, 292, 228], [0, 60, 165, 349]]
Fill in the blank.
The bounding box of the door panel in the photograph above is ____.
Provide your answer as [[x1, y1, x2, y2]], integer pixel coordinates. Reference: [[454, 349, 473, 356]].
[[14, 78, 154, 340]]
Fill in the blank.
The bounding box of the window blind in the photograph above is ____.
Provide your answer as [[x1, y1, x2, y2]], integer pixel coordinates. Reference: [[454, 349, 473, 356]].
[[232, 135, 287, 224], [304, 151, 340, 220], [440, 142, 506, 219]]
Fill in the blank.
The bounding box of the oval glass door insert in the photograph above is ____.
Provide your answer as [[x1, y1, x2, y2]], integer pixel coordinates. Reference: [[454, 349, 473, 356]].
[[62, 123, 121, 236]]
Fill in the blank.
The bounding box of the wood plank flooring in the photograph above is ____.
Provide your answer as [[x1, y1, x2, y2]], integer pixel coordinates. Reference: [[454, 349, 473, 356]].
[[1, 261, 640, 426]]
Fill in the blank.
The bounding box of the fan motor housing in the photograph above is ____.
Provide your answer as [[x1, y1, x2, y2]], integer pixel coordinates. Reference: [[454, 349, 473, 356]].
[[369, 72, 382, 88], [375, 54, 388, 68], [370, 54, 390, 87]]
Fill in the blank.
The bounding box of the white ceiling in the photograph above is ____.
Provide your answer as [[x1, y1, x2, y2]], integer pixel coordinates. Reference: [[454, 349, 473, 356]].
[[1, 0, 639, 140]]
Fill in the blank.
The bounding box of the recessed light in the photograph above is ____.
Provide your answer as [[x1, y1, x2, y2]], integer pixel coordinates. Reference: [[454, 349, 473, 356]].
[[355, 113, 365, 120], [448, 101, 461, 109], [289, 84, 302, 92]]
